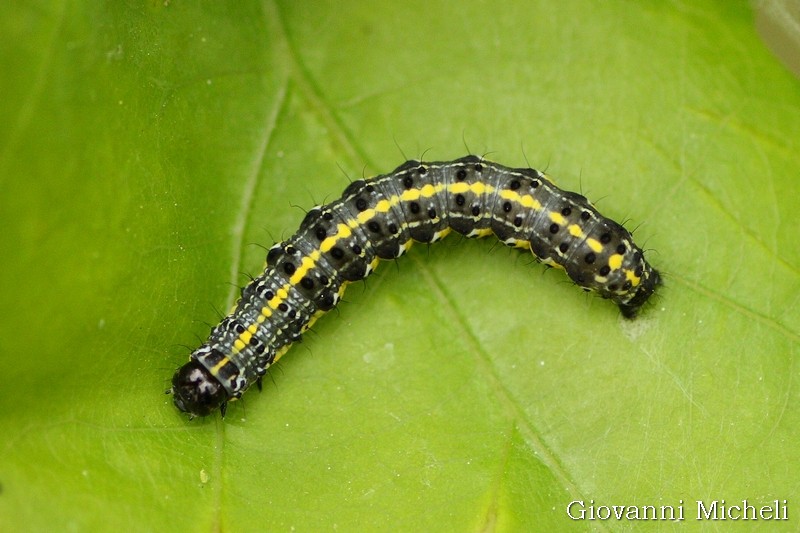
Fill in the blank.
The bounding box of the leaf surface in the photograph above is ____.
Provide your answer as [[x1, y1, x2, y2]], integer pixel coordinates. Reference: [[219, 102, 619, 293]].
[[1, 1, 798, 531]]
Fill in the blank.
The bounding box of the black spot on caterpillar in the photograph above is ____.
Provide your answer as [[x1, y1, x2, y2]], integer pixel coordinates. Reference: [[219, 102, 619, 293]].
[[170, 155, 660, 417]]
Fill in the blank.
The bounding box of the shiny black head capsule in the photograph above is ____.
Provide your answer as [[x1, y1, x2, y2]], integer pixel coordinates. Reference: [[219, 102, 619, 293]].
[[171, 361, 228, 417]]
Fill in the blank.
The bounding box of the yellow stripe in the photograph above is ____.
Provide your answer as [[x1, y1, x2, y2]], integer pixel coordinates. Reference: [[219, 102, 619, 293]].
[[519, 195, 540, 209], [498, 189, 541, 210], [272, 345, 291, 364], [290, 252, 320, 285], [399, 183, 445, 202], [568, 224, 583, 237], [354, 211, 372, 225], [448, 182, 494, 195], [549, 211, 565, 225], [210, 356, 230, 376], [401, 189, 421, 201], [432, 227, 452, 241], [302, 308, 327, 332], [321, 224, 351, 252], [586, 238, 603, 253], [420, 183, 439, 197]]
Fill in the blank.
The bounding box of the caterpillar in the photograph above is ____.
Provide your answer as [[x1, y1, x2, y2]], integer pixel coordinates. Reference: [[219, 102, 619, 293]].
[[170, 155, 660, 418]]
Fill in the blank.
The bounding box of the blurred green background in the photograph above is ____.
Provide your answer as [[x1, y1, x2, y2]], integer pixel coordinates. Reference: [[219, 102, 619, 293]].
[[1, 1, 798, 531]]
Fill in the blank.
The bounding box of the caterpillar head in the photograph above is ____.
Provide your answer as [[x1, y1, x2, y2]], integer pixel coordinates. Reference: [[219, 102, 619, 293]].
[[171, 361, 228, 418]]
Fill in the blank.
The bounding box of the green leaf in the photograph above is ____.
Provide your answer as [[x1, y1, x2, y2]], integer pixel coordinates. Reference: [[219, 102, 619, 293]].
[[1, 1, 798, 530]]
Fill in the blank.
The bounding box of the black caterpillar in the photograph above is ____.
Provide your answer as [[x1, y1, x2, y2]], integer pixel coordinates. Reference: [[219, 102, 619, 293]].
[[170, 156, 660, 417]]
